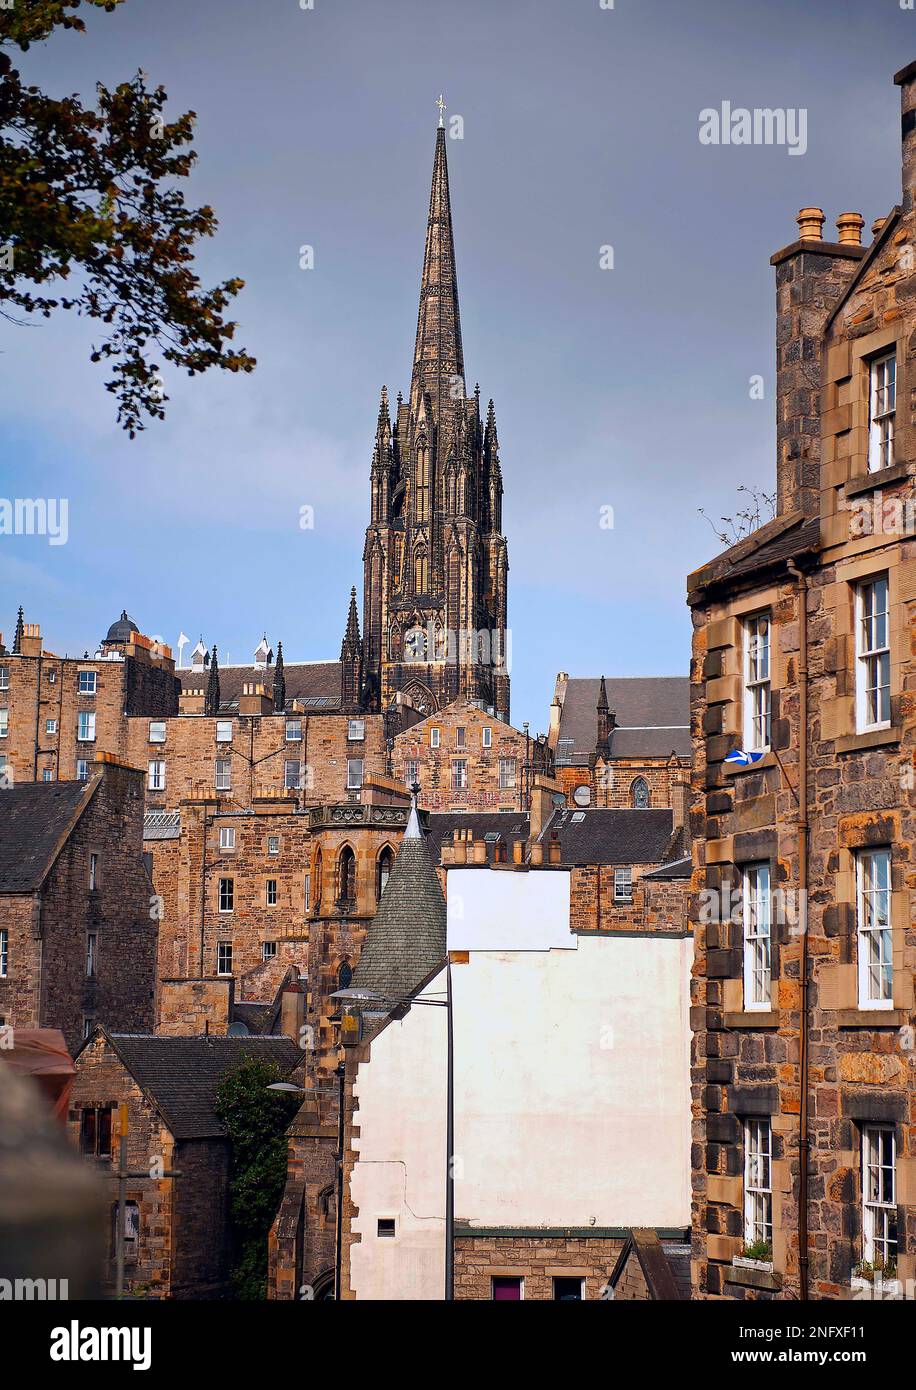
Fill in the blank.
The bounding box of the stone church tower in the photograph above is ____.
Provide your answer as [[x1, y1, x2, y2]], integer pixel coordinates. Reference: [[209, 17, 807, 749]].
[[360, 123, 510, 721]]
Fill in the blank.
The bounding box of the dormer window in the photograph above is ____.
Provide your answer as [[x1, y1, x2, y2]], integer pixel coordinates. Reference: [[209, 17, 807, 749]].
[[868, 351, 896, 473], [190, 639, 208, 672], [254, 635, 272, 670]]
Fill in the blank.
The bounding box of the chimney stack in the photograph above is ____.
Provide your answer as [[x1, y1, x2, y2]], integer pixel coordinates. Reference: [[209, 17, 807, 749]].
[[770, 207, 865, 518], [894, 60, 916, 215]]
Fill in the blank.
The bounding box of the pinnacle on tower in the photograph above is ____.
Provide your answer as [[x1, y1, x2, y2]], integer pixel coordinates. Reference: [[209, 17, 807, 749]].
[[341, 586, 361, 660], [12, 606, 24, 654], [205, 646, 220, 717], [273, 640, 286, 713]]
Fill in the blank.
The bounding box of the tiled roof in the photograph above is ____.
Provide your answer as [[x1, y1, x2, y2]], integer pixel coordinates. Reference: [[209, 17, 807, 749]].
[[555, 677, 690, 765], [101, 1034, 301, 1139], [351, 820, 447, 1002], [179, 661, 341, 711], [143, 811, 181, 841], [540, 807, 675, 866], [0, 780, 94, 892]]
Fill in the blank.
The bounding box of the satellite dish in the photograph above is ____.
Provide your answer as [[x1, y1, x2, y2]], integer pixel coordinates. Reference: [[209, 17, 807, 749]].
[[227, 1021, 250, 1037]]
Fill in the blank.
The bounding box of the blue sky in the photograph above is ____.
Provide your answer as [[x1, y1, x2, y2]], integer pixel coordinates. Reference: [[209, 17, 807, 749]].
[[1, 0, 911, 728]]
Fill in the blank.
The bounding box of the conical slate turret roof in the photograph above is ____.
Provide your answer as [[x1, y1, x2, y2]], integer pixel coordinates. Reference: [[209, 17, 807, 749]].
[[351, 805, 446, 1003]]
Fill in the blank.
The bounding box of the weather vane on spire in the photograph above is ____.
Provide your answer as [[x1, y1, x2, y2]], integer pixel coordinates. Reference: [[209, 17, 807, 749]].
[[436, 93, 446, 128]]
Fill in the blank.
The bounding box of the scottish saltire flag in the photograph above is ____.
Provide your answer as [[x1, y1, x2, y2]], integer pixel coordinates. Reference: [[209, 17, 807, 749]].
[[724, 748, 765, 766]]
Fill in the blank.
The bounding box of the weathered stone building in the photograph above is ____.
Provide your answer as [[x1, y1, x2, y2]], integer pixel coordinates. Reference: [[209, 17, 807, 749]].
[[0, 756, 157, 1052], [688, 63, 916, 1300]]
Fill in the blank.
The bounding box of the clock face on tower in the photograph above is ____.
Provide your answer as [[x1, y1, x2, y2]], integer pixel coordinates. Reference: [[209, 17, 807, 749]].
[[405, 626, 427, 662]]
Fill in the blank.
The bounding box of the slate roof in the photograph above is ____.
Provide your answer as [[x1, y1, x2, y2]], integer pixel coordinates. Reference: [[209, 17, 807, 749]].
[[608, 1229, 691, 1300], [100, 1033, 300, 1139], [179, 661, 341, 711], [351, 814, 447, 1002], [0, 780, 95, 893], [687, 511, 820, 602], [555, 677, 690, 765], [539, 807, 675, 866], [426, 811, 530, 865]]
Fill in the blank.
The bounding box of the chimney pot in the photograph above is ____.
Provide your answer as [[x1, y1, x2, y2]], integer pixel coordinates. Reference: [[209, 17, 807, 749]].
[[836, 212, 864, 246], [796, 207, 825, 242], [872, 215, 887, 238]]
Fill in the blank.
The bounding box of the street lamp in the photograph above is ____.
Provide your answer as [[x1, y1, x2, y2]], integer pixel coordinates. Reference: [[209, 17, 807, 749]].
[[331, 964, 455, 1301]]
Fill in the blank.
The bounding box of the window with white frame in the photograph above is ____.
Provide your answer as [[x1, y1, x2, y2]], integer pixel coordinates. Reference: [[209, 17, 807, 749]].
[[743, 614, 771, 752], [148, 720, 166, 744], [430, 727, 440, 749], [482, 726, 492, 749], [455, 727, 466, 750], [0, 709, 7, 739], [266, 878, 278, 906], [348, 719, 365, 742], [217, 941, 233, 975], [498, 757, 517, 790], [0, 665, 8, 691], [218, 878, 234, 913], [77, 711, 96, 742], [89, 853, 98, 891], [404, 759, 420, 788], [743, 1118, 772, 1253], [76, 759, 89, 782], [855, 577, 890, 731], [0, 753, 7, 783], [41, 768, 53, 782], [613, 866, 633, 903], [862, 1125, 897, 1269], [216, 720, 233, 743], [285, 719, 301, 742], [219, 827, 235, 851], [78, 670, 97, 695], [856, 848, 893, 1009], [284, 758, 302, 790], [86, 932, 97, 978], [215, 759, 231, 792], [742, 863, 772, 1010], [868, 351, 896, 473], [451, 759, 468, 791], [262, 941, 277, 963], [304, 873, 311, 912], [267, 835, 280, 856], [45, 719, 57, 735], [0, 927, 8, 977], [148, 760, 166, 792], [347, 758, 364, 790]]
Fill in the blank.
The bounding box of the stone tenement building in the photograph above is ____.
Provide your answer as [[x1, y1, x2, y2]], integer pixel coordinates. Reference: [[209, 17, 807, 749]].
[[688, 63, 916, 1301], [0, 757, 157, 1053]]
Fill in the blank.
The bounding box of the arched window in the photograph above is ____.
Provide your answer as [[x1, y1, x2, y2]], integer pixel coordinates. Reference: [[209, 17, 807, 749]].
[[416, 447, 430, 521], [631, 777, 650, 810], [414, 548, 428, 595], [313, 848, 323, 911], [377, 845, 394, 901], [338, 960, 353, 991], [337, 846, 356, 907]]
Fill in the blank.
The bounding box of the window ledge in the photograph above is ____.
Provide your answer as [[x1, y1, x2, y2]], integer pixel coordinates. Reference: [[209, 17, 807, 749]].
[[725, 1263, 782, 1292], [844, 460, 911, 498], [723, 751, 777, 778], [723, 1011, 780, 1030], [834, 727, 900, 755], [837, 1008, 906, 1028]]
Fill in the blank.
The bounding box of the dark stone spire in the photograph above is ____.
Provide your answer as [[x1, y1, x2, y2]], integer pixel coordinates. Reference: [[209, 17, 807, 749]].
[[340, 588, 363, 713], [205, 645, 220, 716], [596, 675, 614, 757], [410, 126, 464, 428], [12, 607, 24, 654], [273, 640, 286, 713]]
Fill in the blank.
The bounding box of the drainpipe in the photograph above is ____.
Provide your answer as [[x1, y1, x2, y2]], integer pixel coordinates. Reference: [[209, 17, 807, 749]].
[[787, 560, 810, 1301]]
